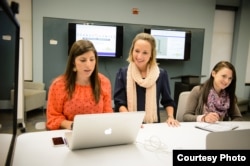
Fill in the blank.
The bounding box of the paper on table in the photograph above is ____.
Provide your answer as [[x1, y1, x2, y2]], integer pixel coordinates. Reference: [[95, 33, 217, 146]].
[[195, 122, 239, 132]]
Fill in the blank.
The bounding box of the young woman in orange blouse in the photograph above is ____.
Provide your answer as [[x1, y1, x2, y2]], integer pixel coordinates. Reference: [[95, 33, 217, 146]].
[[46, 40, 113, 130]]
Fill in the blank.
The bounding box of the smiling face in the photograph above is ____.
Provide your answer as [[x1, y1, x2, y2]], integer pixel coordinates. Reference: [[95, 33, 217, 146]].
[[212, 67, 233, 93], [132, 39, 152, 71], [74, 51, 96, 82]]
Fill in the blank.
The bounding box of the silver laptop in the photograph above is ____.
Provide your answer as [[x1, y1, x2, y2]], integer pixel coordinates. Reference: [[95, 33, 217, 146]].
[[64, 112, 145, 150], [206, 129, 250, 149]]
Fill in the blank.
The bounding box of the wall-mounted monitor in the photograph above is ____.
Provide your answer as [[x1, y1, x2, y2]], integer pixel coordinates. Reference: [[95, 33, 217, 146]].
[[144, 28, 191, 60], [68, 23, 123, 58]]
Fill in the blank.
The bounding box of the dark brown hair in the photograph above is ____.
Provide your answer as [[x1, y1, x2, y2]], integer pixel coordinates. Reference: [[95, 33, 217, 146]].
[[201, 61, 237, 114], [64, 39, 100, 103]]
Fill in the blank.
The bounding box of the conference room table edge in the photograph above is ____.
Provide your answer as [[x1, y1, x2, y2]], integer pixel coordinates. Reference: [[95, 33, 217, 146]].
[[12, 121, 250, 166]]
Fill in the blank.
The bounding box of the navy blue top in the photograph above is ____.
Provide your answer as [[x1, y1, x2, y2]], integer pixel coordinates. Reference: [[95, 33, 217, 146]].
[[113, 67, 176, 122]]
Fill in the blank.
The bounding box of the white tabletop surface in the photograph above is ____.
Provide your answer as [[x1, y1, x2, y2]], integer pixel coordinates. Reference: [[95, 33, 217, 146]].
[[0, 134, 12, 166], [12, 122, 250, 166]]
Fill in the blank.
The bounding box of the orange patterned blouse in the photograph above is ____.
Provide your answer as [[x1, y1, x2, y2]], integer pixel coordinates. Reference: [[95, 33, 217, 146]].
[[46, 73, 113, 130]]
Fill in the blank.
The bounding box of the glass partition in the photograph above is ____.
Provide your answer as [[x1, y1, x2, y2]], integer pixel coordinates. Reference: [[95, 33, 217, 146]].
[[0, 0, 19, 165]]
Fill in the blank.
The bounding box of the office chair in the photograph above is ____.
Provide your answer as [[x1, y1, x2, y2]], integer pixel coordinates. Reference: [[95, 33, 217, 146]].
[[176, 91, 190, 122]]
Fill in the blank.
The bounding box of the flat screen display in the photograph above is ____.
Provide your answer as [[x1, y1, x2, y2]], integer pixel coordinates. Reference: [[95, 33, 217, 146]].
[[145, 28, 191, 60], [68, 23, 123, 58]]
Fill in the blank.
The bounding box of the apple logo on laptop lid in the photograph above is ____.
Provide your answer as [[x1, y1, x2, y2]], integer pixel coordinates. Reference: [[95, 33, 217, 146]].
[[104, 128, 112, 135]]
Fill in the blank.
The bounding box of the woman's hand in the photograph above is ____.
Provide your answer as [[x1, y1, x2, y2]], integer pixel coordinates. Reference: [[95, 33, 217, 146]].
[[60, 120, 73, 130], [119, 106, 128, 112], [202, 112, 219, 123], [166, 116, 180, 127]]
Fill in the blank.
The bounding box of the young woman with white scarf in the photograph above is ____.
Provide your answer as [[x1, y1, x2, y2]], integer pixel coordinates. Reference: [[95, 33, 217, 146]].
[[113, 33, 179, 126], [183, 61, 242, 122]]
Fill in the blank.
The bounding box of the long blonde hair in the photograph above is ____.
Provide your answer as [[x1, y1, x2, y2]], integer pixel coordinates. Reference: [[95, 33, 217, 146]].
[[127, 33, 157, 67]]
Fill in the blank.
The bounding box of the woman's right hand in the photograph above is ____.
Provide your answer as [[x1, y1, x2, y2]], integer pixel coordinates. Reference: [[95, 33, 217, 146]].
[[119, 106, 128, 112], [60, 120, 74, 130], [203, 112, 220, 123]]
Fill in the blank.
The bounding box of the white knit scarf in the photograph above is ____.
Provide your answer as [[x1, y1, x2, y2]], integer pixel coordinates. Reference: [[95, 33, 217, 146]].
[[127, 62, 160, 123]]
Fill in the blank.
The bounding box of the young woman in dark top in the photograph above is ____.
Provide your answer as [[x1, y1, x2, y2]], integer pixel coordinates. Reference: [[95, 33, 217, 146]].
[[114, 33, 179, 126]]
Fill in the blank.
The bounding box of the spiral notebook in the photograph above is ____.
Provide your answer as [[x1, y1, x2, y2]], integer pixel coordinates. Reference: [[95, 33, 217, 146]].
[[195, 122, 239, 132]]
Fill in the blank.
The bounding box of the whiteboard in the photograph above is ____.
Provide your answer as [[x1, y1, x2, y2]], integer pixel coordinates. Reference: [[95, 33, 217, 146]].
[[17, 38, 24, 124]]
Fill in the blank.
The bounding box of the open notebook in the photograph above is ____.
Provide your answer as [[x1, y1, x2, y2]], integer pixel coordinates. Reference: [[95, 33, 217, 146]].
[[64, 112, 145, 150], [195, 122, 239, 132]]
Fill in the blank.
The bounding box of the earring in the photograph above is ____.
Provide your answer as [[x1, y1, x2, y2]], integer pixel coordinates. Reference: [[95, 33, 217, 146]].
[[73, 67, 76, 72]]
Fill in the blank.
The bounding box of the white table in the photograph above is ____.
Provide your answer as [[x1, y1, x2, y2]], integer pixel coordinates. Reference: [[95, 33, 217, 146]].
[[0, 134, 12, 166], [12, 122, 250, 166]]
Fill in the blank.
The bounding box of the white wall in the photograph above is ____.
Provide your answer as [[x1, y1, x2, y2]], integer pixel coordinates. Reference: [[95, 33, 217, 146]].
[[210, 10, 235, 71], [13, 0, 250, 99], [231, 0, 250, 98], [32, 0, 215, 82], [246, 41, 250, 84], [7, 0, 32, 81]]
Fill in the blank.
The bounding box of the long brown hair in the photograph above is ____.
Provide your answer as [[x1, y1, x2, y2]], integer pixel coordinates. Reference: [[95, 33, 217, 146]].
[[64, 39, 100, 103], [201, 61, 237, 114]]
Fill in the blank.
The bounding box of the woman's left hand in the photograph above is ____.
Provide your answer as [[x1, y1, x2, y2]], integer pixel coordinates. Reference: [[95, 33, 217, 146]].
[[166, 117, 180, 127]]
